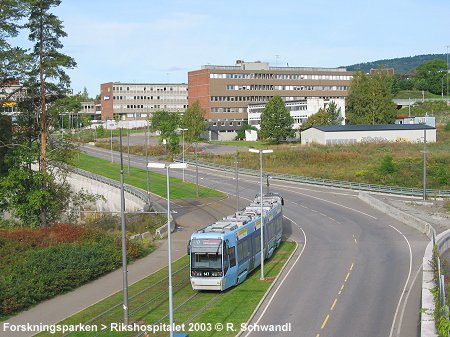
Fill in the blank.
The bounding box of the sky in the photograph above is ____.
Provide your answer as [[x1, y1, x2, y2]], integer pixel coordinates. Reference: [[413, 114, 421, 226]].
[[30, 0, 450, 98]]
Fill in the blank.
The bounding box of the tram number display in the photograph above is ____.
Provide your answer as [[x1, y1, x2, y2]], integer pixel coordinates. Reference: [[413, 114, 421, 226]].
[[192, 239, 221, 246]]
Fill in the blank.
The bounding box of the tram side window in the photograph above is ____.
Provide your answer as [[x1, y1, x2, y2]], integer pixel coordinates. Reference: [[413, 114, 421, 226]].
[[229, 246, 236, 267], [253, 234, 261, 253], [238, 240, 249, 263]]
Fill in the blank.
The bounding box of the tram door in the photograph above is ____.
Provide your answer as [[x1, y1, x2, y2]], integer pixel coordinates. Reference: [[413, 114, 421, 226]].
[[248, 236, 255, 271]]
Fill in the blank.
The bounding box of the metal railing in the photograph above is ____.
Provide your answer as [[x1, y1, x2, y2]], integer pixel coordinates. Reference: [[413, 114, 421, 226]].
[[176, 157, 450, 198], [70, 167, 172, 236]]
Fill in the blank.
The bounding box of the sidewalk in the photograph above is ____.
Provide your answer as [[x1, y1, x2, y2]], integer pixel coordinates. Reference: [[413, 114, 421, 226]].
[[1, 196, 237, 337]]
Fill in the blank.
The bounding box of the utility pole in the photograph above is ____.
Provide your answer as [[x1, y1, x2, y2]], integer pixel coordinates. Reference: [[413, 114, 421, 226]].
[[127, 127, 130, 175], [195, 142, 199, 197], [423, 129, 427, 201], [145, 121, 150, 203], [119, 129, 129, 325], [235, 151, 239, 212]]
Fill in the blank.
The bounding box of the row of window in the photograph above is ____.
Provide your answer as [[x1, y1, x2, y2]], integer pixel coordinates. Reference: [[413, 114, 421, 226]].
[[113, 95, 188, 101], [211, 107, 246, 113], [211, 121, 243, 127], [115, 104, 187, 110], [226, 85, 348, 91], [210, 73, 352, 81], [113, 86, 187, 92]]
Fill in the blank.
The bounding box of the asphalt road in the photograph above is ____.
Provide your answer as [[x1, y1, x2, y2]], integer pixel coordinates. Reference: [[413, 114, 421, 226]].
[[82, 145, 429, 337]]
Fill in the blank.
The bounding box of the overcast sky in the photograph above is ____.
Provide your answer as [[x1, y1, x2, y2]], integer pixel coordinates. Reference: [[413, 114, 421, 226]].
[[43, 0, 450, 98]]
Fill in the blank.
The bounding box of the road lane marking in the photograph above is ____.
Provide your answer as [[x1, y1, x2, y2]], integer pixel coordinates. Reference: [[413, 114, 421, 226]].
[[388, 225, 412, 337], [330, 298, 338, 311], [321, 314, 330, 329], [242, 218, 307, 337], [350, 262, 354, 271], [279, 186, 378, 219], [397, 263, 423, 337], [345, 272, 351, 282]]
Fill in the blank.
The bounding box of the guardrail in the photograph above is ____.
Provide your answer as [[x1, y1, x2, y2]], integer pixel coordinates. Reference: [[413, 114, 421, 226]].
[[176, 157, 450, 198], [70, 167, 172, 237]]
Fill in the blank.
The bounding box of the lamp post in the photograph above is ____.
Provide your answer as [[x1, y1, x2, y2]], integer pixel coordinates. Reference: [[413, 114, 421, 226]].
[[119, 129, 129, 325], [146, 162, 187, 337], [180, 128, 188, 181], [423, 129, 427, 201], [248, 148, 273, 280], [447, 45, 449, 99]]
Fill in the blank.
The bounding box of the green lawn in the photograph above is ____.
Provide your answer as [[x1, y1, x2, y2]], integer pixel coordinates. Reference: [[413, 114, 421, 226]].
[[76, 153, 224, 199], [36, 241, 296, 337]]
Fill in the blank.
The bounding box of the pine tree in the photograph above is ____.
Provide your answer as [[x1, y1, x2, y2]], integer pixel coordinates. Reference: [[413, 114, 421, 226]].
[[26, 0, 76, 227]]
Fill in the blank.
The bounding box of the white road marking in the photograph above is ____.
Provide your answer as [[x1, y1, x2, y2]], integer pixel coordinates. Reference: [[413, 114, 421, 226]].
[[243, 217, 307, 337], [388, 225, 413, 337]]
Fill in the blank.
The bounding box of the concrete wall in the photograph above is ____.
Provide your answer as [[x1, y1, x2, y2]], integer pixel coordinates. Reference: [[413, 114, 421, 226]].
[[302, 128, 437, 145], [67, 173, 144, 212]]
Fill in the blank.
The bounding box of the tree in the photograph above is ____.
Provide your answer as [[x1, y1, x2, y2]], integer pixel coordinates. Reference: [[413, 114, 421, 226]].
[[48, 95, 82, 130], [150, 110, 180, 153], [346, 71, 397, 125], [414, 59, 448, 95], [259, 96, 294, 143], [299, 101, 341, 131], [236, 122, 257, 140], [25, 0, 76, 227], [181, 100, 206, 143], [0, 0, 28, 99], [0, 115, 12, 176]]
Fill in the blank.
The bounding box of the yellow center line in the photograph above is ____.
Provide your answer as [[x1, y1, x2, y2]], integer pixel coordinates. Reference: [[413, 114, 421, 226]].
[[321, 314, 330, 329], [330, 298, 338, 311], [350, 262, 354, 271], [340, 284, 345, 291], [345, 272, 351, 282], [316, 334, 320, 337]]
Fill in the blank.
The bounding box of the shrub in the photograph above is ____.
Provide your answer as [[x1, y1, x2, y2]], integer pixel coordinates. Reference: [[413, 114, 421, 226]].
[[0, 224, 148, 317], [378, 155, 396, 174]]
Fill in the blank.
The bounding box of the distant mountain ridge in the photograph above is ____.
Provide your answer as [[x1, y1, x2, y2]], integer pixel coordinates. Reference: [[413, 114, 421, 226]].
[[344, 54, 447, 74]]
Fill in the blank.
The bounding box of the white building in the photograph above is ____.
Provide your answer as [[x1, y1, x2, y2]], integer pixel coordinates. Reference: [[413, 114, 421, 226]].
[[247, 97, 345, 130], [301, 124, 436, 145]]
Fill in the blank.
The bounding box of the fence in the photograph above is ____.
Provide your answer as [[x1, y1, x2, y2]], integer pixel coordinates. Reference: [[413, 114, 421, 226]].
[[176, 157, 450, 198]]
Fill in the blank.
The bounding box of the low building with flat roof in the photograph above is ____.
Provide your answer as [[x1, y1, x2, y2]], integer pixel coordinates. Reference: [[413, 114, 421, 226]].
[[301, 124, 436, 145]]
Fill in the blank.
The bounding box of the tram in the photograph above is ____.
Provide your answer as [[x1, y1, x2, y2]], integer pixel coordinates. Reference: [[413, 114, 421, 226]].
[[188, 193, 284, 291]]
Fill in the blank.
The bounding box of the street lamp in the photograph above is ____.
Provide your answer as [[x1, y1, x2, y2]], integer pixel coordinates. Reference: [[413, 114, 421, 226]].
[[180, 128, 188, 181], [146, 162, 188, 337], [248, 148, 273, 280]]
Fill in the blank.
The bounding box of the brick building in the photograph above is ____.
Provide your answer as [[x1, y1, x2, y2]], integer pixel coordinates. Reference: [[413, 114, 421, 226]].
[[188, 60, 353, 140]]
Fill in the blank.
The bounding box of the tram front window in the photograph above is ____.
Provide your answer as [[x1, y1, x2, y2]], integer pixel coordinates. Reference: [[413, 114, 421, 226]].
[[191, 253, 222, 276]]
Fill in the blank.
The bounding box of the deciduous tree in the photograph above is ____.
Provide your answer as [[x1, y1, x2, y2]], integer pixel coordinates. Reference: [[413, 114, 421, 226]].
[[181, 100, 206, 143], [259, 96, 294, 143], [346, 71, 397, 125]]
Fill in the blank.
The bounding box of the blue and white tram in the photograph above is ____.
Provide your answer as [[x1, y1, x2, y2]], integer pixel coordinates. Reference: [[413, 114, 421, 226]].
[[188, 193, 284, 291]]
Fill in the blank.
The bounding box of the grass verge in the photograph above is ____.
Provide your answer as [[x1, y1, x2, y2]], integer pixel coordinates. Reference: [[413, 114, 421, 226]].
[[76, 153, 224, 199], [35, 241, 296, 337]]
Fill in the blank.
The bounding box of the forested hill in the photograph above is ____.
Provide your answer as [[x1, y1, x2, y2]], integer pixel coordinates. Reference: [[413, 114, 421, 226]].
[[344, 54, 447, 74]]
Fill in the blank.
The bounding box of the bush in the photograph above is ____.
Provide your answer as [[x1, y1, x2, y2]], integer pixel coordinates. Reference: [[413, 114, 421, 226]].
[[378, 155, 396, 174], [0, 224, 148, 317]]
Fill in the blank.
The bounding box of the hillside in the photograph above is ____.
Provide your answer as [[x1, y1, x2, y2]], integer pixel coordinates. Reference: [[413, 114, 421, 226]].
[[345, 54, 447, 74]]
